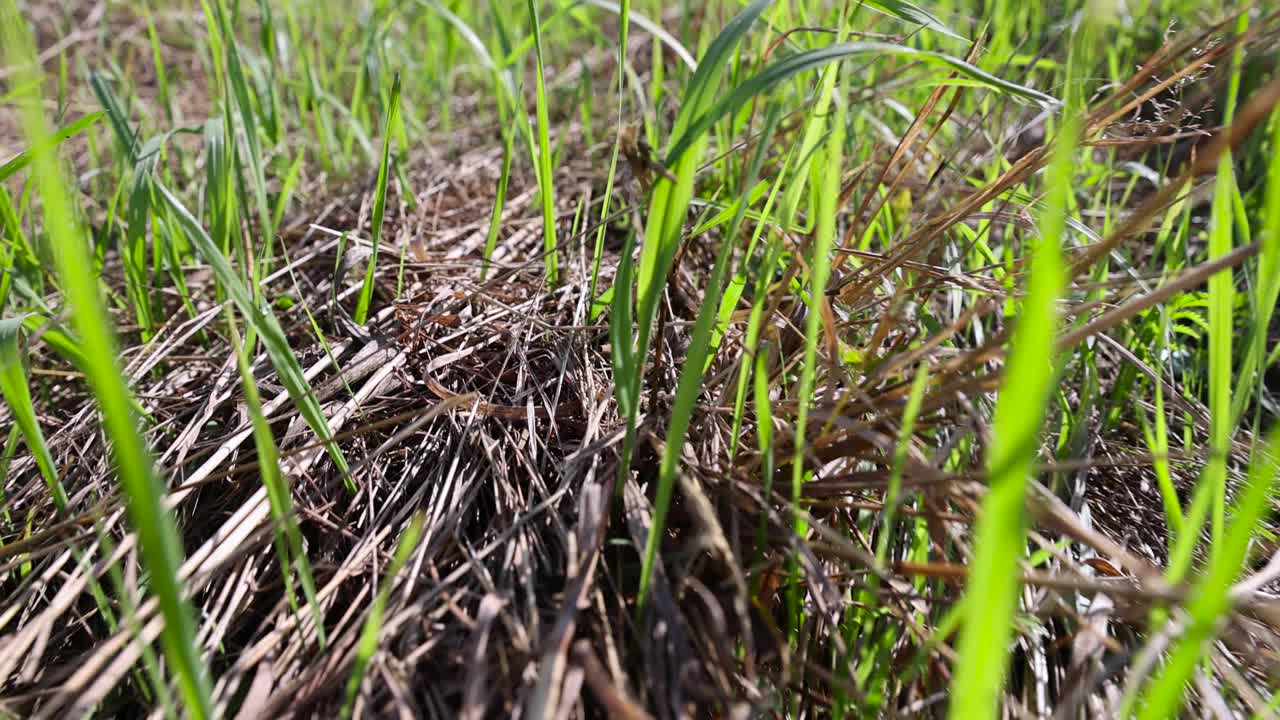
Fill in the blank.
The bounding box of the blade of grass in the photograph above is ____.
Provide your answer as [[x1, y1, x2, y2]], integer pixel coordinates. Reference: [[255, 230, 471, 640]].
[[786, 87, 846, 633], [0, 111, 103, 183], [1138, 425, 1280, 719], [0, 317, 69, 514], [0, 5, 213, 715], [663, 40, 1060, 170], [226, 310, 327, 648], [338, 513, 426, 720], [353, 72, 401, 325], [155, 183, 352, 485], [526, 0, 560, 285], [637, 102, 781, 609], [949, 70, 1077, 720], [615, 0, 770, 497], [861, 0, 965, 41], [481, 125, 514, 280], [587, 0, 630, 320]]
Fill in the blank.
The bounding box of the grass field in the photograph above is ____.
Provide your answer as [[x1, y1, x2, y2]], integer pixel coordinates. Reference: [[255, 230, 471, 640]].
[[1, 1, 1279, 717]]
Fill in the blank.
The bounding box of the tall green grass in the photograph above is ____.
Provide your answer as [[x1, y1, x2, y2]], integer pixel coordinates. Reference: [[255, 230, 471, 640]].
[[354, 72, 401, 325], [1, 3, 212, 715], [4, 2, 1279, 716], [527, 0, 561, 285], [949, 34, 1080, 720], [1138, 428, 1280, 718]]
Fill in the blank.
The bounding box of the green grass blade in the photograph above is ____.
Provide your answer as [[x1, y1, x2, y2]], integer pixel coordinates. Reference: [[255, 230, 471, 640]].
[[1235, 109, 1280, 423], [0, 111, 103, 183], [226, 311, 327, 648], [949, 95, 1075, 720], [210, 0, 276, 289], [637, 103, 781, 609], [861, 0, 965, 40], [155, 183, 352, 484], [0, 317, 69, 513], [0, 6, 213, 715], [481, 127, 514, 280], [339, 513, 426, 720], [1138, 426, 1280, 719], [664, 41, 1059, 169], [354, 72, 401, 325], [1205, 152, 1237, 557], [526, 0, 560, 285], [787, 89, 846, 629]]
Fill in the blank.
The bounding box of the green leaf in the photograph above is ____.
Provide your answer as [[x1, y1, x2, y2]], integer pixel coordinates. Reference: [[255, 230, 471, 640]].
[[861, 0, 966, 41]]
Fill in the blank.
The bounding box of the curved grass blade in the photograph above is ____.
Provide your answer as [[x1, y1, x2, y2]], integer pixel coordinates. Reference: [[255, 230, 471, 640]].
[[0, 111, 103, 183], [664, 41, 1060, 169], [1234, 106, 1280, 422], [861, 0, 965, 41], [0, 5, 213, 715], [0, 317, 69, 513], [155, 183, 352, 484]]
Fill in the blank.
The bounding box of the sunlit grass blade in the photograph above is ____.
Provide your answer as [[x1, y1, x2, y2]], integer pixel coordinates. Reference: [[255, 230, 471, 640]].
[[637, 103, 781, 609], [1204, 154, 1237, 559], [155, 183, 352, 484], [1138, 426, 1280, 719], [526, 0, 560, 285], [226, 311, 327, 648], [0, 317, 69, 513], [635, 0, 771, 312], [339, 513, 426, 720], [0, 5, 213, 715], [949, 89, 1075, 720], [354, 72, 401, 325]]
